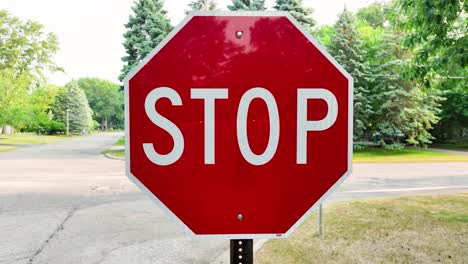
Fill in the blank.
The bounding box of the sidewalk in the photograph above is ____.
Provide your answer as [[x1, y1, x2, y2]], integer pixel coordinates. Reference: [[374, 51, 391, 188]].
[[429, 148, 468, 156]]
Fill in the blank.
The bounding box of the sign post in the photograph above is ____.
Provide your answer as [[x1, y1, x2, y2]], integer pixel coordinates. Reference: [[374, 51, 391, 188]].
[[318, 203, 323, 238], [230, 239, 253, 264], [124, 11, 353, 260]]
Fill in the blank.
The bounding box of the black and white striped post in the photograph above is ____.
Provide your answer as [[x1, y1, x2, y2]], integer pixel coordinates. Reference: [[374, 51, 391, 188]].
[[230, 239, 253, 264]]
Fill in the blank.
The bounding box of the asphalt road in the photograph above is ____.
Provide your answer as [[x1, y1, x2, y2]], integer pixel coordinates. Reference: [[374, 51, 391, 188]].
[[0, 132, 467, 264]]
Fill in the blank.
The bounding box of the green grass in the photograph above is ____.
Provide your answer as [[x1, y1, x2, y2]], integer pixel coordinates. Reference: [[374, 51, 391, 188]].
[[102, 136, 125, 158], [0, 133, 74, 145], [114, 137, 125, 146], [431, 143, 468, 151], [256, 193, 468, 264], [353, 148, 468, 162]]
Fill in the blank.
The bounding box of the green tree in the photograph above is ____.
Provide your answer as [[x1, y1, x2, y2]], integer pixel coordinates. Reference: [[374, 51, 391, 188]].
[[372, 32, 443, 146], [355, 13, 387, 135], [0, 10, 60, 79], [186, 0, 218, 14], [393, 0, 467, 143], [394, 0, 466, 75], [356, 2, 387, 28], [26, 84, 65, 134], [274, 0, 315, 31], [354, 3, 444, 147], [314, 25, 335, 47], [434, 83, 468, 141], [0, 69, 30, 133], [329, 9, 373, 140], [77, 78, 124, 130], [228, 0, 266, 11], [0, 10, 60, 133], [119, 0, 173, 82], [52, 81, 93, 133]]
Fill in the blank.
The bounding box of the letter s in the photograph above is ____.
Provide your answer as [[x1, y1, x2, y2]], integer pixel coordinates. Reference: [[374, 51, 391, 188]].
[[143, 87, 184, 166]]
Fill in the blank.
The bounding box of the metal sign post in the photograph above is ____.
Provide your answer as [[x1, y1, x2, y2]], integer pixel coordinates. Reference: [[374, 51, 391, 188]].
[[230, 239, 253, 264], [318, 203, 323, 238], [66, 109, 69, 135]]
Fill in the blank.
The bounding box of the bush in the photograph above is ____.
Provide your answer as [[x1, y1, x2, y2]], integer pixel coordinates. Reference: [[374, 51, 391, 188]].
[[92, 120, 99, 130], [353, 143, 368, 150], [32, 119, 65, 135], [46, 120, 66, 134], [353, 141, 379, 150], [382, 143, 405, 150]]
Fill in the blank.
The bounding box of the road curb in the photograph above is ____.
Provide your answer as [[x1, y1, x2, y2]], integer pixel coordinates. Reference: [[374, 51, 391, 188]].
[[103, 153, 125, 161]]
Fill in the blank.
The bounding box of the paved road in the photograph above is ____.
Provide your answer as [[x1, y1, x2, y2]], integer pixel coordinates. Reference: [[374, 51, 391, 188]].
[[0, 133, 467, 264]]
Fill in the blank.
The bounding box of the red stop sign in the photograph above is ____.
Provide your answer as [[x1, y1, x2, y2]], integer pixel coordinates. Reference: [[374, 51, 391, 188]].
[[124, 12, 352, 238]]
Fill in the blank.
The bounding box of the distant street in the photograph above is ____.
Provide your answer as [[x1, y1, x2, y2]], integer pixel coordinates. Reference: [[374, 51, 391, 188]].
[[1, 132, 467, 264]]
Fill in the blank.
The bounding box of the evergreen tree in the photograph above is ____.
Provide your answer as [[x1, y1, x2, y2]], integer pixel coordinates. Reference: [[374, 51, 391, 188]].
[[274, 0, 315, 31], [52, 81, 93, 133], [369, 27, 442, 146], [186, 0, 218, 14], [119, 0, 173, 82], [376, 67, 443, 147], [228, 0, 266, 11], [329, 9, 373, 140], [355, 3, 443, 147]]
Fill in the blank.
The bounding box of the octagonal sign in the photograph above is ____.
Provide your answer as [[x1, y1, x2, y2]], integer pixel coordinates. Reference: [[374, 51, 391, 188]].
[[124, 12, 353, 238]]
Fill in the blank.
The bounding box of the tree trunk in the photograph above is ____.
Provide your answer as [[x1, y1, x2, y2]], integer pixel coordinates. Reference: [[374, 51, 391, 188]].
[[1, 125, 14, 134]]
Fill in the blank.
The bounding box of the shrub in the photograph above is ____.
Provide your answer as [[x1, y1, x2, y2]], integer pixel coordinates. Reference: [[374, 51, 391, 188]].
[[382, 143, 405, 150], [33, 119, 65, 135]]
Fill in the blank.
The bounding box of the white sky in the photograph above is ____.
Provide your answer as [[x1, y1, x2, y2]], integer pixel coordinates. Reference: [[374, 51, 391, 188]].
[[0, 0, 376, 85]]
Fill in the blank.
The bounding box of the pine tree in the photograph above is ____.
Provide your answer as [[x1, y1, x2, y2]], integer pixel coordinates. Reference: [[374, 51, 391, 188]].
[[373, 30, 442, 147], [330, 9, 373, 140], [52, 81, 93, 133], [185, 0, 218, 14], [274, 0, 315, 30], [228, 0, 266, 11], [119, 0, 173, 82]]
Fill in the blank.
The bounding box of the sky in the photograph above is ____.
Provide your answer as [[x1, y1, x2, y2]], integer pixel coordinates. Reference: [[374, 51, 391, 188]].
[[0, 0, 377, 85]]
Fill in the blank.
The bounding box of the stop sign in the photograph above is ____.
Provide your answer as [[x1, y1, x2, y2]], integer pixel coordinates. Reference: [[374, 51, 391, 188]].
[[124, 12, 352, 238]]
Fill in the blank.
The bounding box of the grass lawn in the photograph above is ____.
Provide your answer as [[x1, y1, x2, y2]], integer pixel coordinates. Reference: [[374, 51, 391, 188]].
[[353, 148, 468, 163], [0, 133, 74, 145], [114, 137, 125, 146], [102, 136, 125, 158], [256, 193, 468, 264]]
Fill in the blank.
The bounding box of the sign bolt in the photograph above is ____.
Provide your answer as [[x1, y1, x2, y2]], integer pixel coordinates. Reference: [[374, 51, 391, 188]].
[[237, 213, 243, 221], [236, 31, 243, 39]]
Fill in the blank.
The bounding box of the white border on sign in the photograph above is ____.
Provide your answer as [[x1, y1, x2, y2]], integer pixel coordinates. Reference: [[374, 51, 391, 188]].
[[124, 11, 353, 239]]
